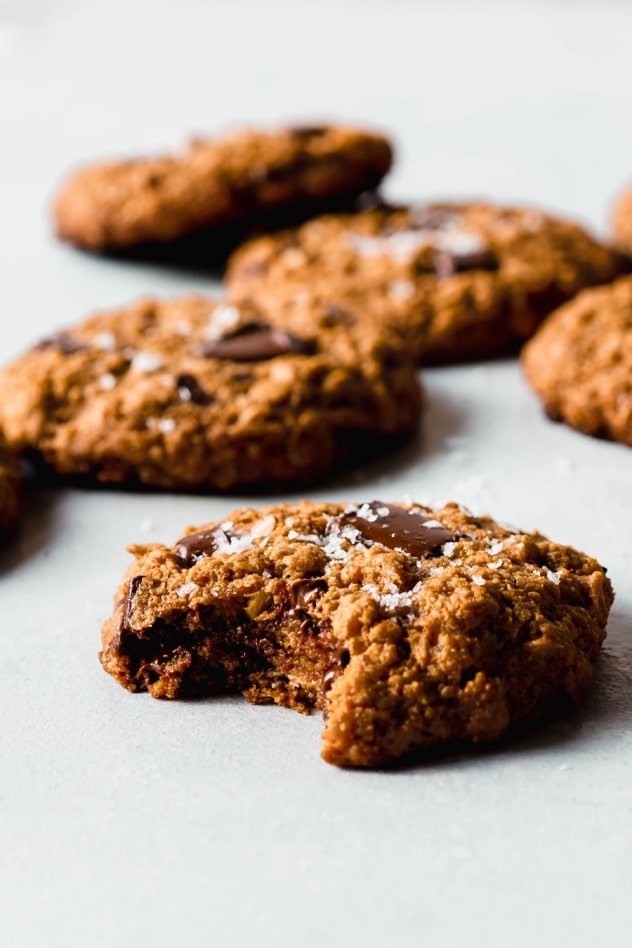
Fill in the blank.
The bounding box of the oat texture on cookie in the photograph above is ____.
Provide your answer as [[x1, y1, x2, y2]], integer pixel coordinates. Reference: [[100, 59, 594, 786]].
[[227, 201, 622, 363], [0, 296, 421, 490], [100, 500, 613, 768], [53, 124, 393, 252], [522, 276, 632, 446]]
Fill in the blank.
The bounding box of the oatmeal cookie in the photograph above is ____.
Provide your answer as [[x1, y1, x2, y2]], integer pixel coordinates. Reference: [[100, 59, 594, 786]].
[[522, 276, 632, 446], [100, 499, 613, 767], [227, 201, 621, 363], [54, 124, 393, 253], [0, 297, 421, 490]]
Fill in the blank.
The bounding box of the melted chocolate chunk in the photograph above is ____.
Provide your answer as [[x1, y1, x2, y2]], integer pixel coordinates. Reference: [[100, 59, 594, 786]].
[[174, 528, 222, 567], [176, 373, 213, 405], [290, 578, 327, 612], [321, 647, 350, 716], [115, 574, 143, 647], [33, 332, 89, 355], [289, 579, 327, 635], [201, 324, 312, 361], [433, 246, 498, 277], [339, 502, 458, 558]]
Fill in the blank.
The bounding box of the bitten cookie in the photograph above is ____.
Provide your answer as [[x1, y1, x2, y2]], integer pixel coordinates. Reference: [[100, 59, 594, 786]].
[[0, 441, 21, 536], [0, 297, 421, 491], [226, 201, 621, 363], [522, 276, 632, 446], [53, 124, 393, 253], [100, 499, 613, 768]]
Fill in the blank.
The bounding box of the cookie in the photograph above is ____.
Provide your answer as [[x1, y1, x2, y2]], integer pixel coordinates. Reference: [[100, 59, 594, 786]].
[[612, 184, 632, 256], [100, 499, 613, 768], [53, 124, 393, 253], [522, 276, 632, 446], [226, 201, 621, 363], [0, 297, 421, 491], [0, 441, 21, 536]]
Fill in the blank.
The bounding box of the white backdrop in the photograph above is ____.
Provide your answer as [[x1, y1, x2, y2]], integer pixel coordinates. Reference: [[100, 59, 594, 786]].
[[1, 3, 631, 946]]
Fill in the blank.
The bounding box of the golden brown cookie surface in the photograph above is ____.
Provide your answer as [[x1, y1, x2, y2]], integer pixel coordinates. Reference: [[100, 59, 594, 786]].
[[522, 276, 632, 446], [0, 297, 421, 491], [100, 499, 613, 768], [227, 201, 621, 363], [53, 124, 393, 252], [612, 185, 632, 256]]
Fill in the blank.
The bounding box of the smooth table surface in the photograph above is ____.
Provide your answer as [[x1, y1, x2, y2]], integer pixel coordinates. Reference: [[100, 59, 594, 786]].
[[0, 2, 631, 945]]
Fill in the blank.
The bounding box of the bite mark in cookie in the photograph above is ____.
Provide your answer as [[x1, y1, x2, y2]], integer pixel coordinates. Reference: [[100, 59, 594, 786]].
[[100, 500, 614, 768]]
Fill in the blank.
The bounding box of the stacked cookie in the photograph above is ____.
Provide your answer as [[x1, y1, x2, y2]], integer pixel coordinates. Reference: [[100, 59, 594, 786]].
[[1, 120, 627, 768]]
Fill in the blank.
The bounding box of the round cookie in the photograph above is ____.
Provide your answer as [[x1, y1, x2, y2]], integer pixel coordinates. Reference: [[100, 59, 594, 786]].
[[522, 275, 632, 446], [53, 124, 393, 253], [226, 201, 622, 363], [0, 297, 421, 491], [100, 499, 614, 768], [0, 441, 21, 536]]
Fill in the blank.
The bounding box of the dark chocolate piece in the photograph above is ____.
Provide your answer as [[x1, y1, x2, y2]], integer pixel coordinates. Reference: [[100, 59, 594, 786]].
[[201, 325, 312, 361], [33, 332, 89, 355], [290, 578, 327, 612], [289, 126, 328, 139], [176, 373, 213, 405], [339, 502, 458, 558], [322, 302, 356, 326], [433, 247, 498, 277], [174, 528, 222, 567], [114, 574, 144, 648]]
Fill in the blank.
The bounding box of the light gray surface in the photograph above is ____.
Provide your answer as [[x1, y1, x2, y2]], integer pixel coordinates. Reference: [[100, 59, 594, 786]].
[[1, 2, 631, 945]]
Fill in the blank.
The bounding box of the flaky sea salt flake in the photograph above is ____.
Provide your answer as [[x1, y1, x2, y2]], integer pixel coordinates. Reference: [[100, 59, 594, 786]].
[[177, 582, 198, 597]]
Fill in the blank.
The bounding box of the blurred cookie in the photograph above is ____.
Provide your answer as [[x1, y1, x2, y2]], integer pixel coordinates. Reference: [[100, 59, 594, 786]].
[[612, 184, 632, 256], [0, 441, 21, 536], [53, 124, 393, 254], [227, 201, 621, 363], [0, 297, 421, 491], [523, 276, 632, 446], [100, 499, 613, 768]]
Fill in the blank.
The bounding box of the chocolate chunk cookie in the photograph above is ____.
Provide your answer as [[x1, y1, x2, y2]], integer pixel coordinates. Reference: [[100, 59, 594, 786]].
[[100, 499, 613, 768], [522, 276, 632, 446], [0, 441, 21, 536], [0, 297, 421, 491], [226, 201, 621, 363], [53, 124, 393, 253]]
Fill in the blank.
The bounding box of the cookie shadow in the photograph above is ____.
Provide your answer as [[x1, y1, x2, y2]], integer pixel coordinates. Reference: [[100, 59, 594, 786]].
[[324, 385, 472, 493], [0, 487, 63, 576], [95, 191, 366, 279]]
